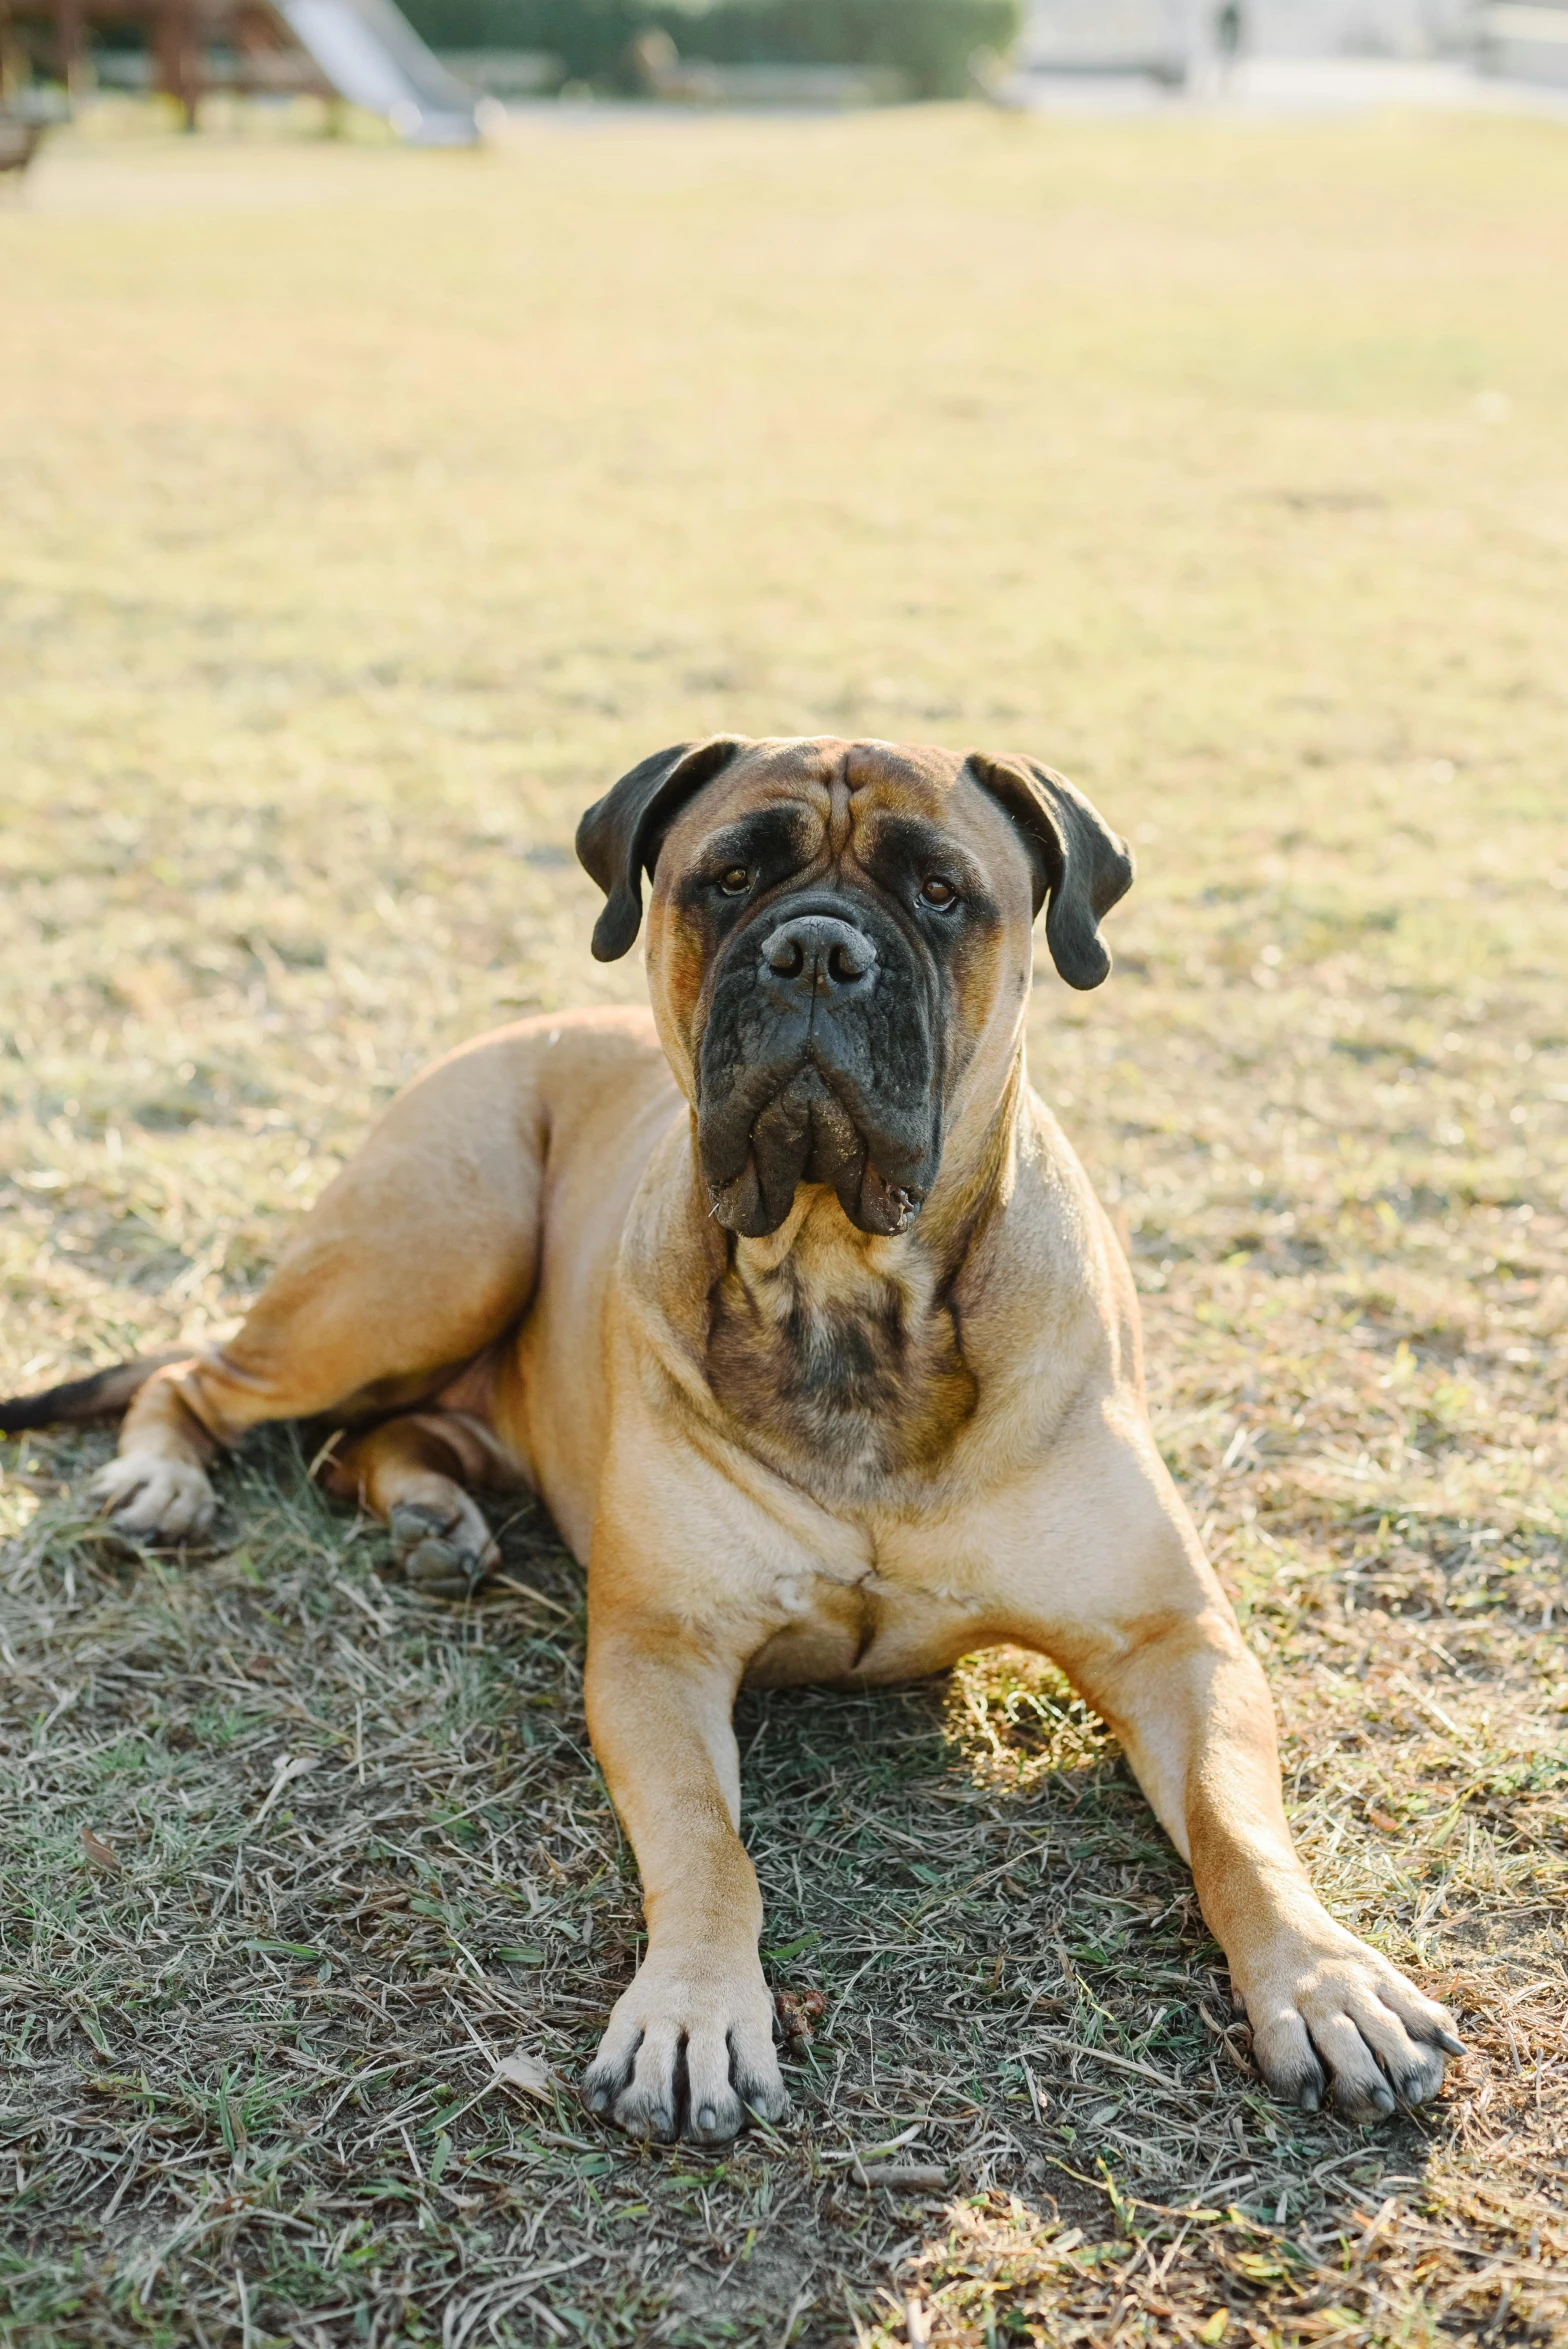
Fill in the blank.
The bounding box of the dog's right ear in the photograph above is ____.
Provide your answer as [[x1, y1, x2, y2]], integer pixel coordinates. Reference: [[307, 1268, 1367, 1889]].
[[967, 752, 1134, 990], [575, 737, 750, 962]]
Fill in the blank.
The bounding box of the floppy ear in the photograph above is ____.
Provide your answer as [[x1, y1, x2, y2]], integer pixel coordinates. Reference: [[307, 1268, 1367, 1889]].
[[575, 736, 750, 962], [966, 752, 1134, 990]]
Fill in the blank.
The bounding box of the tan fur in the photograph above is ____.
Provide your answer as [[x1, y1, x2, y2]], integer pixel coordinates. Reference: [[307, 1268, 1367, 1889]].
[[40, 736, 1459, 2141]]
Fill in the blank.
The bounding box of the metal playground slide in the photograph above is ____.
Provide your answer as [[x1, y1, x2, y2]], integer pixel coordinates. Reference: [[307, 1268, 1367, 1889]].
[[279, 0, 480, 142]]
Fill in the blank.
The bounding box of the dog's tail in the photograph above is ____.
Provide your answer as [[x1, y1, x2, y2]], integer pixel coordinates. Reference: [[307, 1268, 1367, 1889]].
[[0, 1351, 188, 1435]]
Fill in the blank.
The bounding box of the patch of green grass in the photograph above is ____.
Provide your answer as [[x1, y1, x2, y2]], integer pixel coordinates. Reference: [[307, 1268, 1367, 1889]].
[[2, 99, 1567, 2348]]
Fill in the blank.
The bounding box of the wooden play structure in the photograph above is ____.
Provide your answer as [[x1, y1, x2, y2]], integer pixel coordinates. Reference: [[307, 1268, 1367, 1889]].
[[0, 105, 46, 163], [4, 0, 308, 120], [0, 0, 479, 136]]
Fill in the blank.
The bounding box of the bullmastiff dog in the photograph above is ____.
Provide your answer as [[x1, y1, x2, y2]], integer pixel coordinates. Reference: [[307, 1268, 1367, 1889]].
[[2, 734, 1462, 2141]]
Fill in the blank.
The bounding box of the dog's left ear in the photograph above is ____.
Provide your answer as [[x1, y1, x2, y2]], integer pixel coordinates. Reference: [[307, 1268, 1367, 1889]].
[[967, 753, 1134, 990], [576, 736, 750, 961]]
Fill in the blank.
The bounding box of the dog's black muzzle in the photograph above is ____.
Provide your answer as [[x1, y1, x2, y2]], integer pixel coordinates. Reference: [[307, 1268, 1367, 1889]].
[[696, 893, 944, 1240]]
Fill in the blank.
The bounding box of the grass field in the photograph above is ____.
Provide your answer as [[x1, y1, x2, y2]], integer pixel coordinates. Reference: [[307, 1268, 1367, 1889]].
[[2, 99, 1567, 2348]]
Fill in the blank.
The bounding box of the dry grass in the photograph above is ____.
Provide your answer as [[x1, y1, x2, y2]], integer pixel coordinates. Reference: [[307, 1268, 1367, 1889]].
[[2, 99, 1567, 2348]]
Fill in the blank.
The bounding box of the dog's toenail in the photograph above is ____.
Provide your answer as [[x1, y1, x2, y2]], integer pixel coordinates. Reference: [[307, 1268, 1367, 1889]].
[[698, 2104, 716, 2129]]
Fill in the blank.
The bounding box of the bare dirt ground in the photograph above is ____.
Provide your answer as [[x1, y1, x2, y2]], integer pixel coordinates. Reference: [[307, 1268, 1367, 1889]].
[[2, 103, 1566, 2349]]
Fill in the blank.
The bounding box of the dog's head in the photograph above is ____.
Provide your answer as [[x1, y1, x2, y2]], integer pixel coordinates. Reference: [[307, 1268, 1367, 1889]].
[[576, 736, 1131, 1240]]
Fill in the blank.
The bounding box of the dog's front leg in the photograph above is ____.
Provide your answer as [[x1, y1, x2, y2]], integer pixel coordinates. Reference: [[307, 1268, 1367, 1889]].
[[1003, 1427, 1463, 2122], [581, 1613, 788, 2144], [1078, 1613, 1462, 2119]]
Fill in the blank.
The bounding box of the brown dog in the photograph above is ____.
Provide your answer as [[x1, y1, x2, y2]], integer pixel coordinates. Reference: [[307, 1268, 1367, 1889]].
[[2, 734, 1461, 2142]]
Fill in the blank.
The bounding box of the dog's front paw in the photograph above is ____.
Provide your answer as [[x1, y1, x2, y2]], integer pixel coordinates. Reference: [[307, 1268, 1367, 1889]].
[[89, 1452, 216, 1541], [1238, 1929, 1463, 2123], [583, 1951, 789, 2144]]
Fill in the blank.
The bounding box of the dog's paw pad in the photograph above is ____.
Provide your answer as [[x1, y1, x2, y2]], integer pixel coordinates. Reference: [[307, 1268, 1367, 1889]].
[[388, 1500, 496, 1596]]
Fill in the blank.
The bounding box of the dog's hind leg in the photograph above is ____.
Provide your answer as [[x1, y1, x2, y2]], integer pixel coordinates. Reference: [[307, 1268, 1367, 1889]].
[[82, 1029, 551, 1543], [323, 1409, 514, 1597]]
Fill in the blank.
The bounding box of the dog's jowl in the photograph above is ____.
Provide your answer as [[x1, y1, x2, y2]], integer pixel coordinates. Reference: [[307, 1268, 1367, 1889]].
[[2, 734, 1462, 2143]]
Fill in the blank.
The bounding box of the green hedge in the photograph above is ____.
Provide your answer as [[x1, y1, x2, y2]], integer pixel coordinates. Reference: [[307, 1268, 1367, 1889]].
[[406, 0, 1020, 98]]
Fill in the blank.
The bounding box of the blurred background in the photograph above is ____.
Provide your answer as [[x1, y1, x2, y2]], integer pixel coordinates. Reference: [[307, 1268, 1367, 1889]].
[[1, 0, 1567, 148], [3, 13, 1566, 2349]]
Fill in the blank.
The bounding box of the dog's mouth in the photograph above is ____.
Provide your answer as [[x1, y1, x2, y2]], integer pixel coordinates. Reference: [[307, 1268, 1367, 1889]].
[[701, 1055, 929, 1240], [694, 894, 945, 1241]]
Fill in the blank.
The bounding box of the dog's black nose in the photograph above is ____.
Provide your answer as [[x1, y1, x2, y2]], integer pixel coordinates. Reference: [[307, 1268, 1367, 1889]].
[[761, 914, 878, 999]]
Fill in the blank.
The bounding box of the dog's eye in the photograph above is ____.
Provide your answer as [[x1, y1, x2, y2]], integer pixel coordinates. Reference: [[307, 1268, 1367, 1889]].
[[716, 867, 751, 897], [920, 876, 958, 909]]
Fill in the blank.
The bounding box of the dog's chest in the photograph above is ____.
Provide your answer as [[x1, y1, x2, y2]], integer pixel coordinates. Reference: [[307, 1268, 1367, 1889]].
[[703, 1219, 977, 1497], [741, 1555, 989, 1686]]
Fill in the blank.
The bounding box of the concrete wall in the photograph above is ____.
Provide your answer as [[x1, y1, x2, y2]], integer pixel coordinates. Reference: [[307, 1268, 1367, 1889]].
[[1247, 0, 1474, 50], [1022, 0, 1478, 66], [1477, 2, 1568, 81]]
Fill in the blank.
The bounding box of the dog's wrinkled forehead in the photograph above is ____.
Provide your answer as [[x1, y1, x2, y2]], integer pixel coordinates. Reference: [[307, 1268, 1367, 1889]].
[[656, 735, 1015, 877]]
